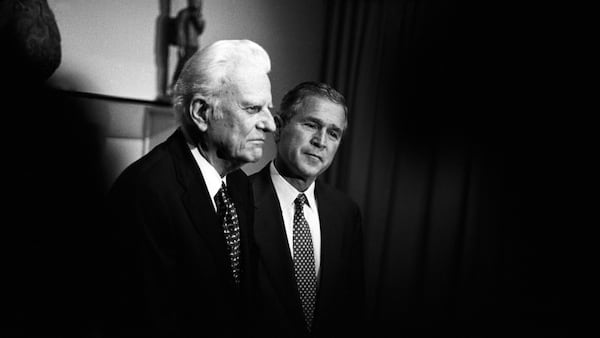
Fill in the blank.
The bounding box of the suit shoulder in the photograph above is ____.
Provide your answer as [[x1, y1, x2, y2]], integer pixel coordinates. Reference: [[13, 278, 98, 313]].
[[249, 165, 271, 189], [229, 168, 250, 181], [227, 169, 252, 193], [109, 142, 174, 195], [248, 165, 267, 181], [317, 180, 360, 211]]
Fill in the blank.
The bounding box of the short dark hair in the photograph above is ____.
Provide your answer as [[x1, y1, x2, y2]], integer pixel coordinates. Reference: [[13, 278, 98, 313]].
[[278, 81, 348, 126]]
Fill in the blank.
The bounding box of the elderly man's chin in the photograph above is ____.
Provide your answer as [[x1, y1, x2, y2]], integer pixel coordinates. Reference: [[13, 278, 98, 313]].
[[241, 146, 264, 163]]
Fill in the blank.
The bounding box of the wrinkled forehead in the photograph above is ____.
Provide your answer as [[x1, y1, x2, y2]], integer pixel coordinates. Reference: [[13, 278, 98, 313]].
[[224, 66, 272, 101]]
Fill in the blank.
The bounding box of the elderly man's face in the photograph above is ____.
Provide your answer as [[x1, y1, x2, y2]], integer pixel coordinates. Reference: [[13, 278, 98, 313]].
[[275, 96, 346, 183], [208, 67, 275, 165]]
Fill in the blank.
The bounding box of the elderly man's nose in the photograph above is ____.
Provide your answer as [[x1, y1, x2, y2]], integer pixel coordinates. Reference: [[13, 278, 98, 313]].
[[258, 110, 276, 132]]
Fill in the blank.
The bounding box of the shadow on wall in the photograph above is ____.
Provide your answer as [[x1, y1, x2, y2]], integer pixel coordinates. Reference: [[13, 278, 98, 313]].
[[2, 1, 109, 336], [62, 93, 177, 190]]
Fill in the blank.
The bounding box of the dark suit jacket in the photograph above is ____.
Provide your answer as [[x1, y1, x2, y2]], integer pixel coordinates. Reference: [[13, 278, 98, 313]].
[[105, 129, 256, 338], [250, 164, 365, 338]]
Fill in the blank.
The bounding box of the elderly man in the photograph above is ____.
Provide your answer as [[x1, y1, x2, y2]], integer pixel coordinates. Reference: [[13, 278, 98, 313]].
[[106, 39, 275, 338], [251, 82, 365, 337]]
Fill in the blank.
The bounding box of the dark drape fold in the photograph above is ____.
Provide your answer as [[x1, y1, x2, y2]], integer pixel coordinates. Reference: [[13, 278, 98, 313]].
[[319, 0, 567, 336]]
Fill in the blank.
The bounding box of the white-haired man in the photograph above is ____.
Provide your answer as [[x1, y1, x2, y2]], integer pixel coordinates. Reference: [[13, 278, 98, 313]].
[[106, 39, 275, 338]]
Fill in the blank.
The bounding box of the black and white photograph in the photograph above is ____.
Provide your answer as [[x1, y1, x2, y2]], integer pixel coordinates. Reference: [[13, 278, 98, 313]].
[[3, 0, 575, 337]]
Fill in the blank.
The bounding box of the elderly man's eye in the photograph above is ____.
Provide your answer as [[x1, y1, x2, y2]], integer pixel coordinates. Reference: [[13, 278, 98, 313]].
[[245, 106, 262, 113]]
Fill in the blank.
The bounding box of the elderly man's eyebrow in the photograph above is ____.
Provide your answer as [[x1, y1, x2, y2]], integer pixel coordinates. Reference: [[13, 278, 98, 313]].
[[241, 98, 269, 107]]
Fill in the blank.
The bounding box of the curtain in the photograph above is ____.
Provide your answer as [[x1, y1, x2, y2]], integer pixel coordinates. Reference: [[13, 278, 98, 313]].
[[319, 0, 568, 336]]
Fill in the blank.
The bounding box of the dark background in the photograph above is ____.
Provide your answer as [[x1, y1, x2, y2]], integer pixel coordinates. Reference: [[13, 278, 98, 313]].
[[2, 0, 580, 337], [318, 1, 577, 337]]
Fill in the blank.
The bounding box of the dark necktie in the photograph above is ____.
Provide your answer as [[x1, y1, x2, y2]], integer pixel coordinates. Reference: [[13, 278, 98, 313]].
[[215, 182, 241, 285], [293, 193, 317, 331]]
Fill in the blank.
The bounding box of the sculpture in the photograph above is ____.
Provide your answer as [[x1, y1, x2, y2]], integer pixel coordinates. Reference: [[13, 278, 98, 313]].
[[171, 0, 205, 88]]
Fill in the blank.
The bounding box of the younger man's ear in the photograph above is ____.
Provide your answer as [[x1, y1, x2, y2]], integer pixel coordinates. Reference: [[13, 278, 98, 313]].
[[189, 96, 210, 132], [273, 115, 283, 143]]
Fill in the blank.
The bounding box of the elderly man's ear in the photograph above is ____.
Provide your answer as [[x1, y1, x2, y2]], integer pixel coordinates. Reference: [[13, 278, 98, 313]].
[[189, 96, 210, 132]]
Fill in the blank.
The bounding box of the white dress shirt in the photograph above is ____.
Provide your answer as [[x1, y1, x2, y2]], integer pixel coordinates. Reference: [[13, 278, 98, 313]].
[[269, 162, 321, 277], [190, 145, 226, 212]]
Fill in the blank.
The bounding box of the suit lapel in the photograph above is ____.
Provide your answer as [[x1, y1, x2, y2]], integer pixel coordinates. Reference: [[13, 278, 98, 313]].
[[252, 165, 307, 328], [313, 181, 345, 324], [168, 129, 229, 276]]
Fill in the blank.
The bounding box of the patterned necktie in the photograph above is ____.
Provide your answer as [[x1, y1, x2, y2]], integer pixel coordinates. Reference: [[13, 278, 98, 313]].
[[293, 193, 317, 331], [215, 182, 241, 285]]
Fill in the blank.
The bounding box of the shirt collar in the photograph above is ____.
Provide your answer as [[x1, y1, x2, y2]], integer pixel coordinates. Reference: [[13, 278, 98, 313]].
[[269, 161, 316, 209], [190, 145, 227, 202]]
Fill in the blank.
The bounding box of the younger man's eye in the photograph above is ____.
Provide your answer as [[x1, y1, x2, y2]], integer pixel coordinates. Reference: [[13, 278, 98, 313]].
[[304, 122, 318, 129], [328, 130, 340, 140]]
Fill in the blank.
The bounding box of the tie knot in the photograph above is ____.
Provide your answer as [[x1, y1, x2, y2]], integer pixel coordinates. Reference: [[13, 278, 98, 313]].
[[294, 193, 308, 208], [216, 182, 230, 207], [218, 181, 229, 196]]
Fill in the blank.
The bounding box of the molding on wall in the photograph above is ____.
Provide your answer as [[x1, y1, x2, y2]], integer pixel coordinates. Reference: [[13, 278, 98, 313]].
[[54, 89, 172, 107]]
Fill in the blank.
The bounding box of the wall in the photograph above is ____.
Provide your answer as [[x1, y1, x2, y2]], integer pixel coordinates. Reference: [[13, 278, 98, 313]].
[[47, 0, 325, 179], [64, 94, 176, 189]]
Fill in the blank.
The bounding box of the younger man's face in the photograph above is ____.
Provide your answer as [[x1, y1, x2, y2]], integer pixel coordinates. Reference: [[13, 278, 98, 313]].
[[276, 96, 346, 183]]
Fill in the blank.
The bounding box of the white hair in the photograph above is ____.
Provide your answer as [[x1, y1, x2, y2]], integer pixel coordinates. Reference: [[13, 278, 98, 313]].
[[172, 39, 271, 124]]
